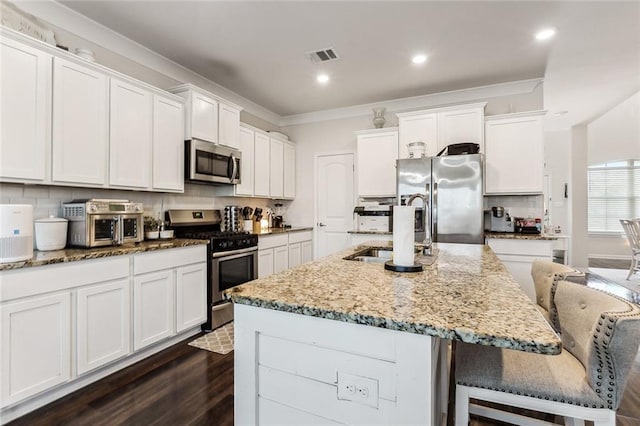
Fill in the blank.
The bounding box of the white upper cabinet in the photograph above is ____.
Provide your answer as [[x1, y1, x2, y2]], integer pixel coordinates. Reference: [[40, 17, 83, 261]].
[[218, 102, 241, 149], [191, 92, 218, 143], [398, 113, 438, 158], [397, 103, 486, 159], [270, 137, 285, 198], [356, 128, 399, 197], [153, 95, 184, 192], [0, 37, 51, 182], [283, 141, 296, 199], [254, 131, 271, 197], [484, 111, 546, 194], [109, 78, 153, 188], [437, 106, 484, 151], [169, 84, 243, 148], [52, 57, 109, 186], [235, 125, 255, 196]]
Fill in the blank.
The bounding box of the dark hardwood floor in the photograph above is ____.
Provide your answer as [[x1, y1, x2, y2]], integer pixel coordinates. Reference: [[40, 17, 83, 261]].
[[9, 335, 234, 426], [9, 333, 640, 426], [589, 257, 632, 269]]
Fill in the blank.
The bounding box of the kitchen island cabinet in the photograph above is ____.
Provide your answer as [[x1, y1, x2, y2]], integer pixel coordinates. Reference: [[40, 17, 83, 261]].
[[226, 242, 560, 425]]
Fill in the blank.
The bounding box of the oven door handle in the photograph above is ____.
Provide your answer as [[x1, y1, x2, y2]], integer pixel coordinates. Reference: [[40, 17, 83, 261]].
[[212, 246, 258, 259]]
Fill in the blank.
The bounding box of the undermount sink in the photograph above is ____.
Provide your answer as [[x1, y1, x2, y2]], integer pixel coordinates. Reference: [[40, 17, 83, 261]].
[[343, 246, 438, 266], [344, 247, 414, 263]]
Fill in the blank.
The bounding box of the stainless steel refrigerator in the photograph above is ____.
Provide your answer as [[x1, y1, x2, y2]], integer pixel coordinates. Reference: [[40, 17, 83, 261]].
[[396, 154, 484, 244]]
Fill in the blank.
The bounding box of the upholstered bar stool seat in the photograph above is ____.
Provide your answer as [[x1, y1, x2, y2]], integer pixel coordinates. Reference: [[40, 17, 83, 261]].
[[531, 260, 584, 331], [455, 280, 640, 426]]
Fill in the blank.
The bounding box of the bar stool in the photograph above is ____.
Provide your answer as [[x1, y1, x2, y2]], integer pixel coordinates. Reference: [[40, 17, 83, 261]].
[[620, 219, 640, 281], [531, 259, 585, 331], [455, 279, 640, 426]]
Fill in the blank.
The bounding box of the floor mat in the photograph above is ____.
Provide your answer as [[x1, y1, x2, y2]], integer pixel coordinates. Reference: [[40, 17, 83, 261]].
[[188, 322, 234, 354]]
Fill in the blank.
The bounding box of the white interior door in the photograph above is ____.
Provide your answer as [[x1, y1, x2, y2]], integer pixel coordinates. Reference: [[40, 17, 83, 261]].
[[315, 153, 355, 258]]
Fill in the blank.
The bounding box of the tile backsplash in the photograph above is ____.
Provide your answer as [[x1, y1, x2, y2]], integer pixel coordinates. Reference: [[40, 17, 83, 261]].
[[0, 183, 280, 221], [484, 194, 544, 219]]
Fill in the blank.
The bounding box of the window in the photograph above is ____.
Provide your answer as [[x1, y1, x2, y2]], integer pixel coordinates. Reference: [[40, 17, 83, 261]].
[[588, 159, 640, 233]]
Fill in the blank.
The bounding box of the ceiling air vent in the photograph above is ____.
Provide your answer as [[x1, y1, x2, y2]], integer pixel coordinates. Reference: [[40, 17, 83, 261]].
[[306, 47, 340, 63]]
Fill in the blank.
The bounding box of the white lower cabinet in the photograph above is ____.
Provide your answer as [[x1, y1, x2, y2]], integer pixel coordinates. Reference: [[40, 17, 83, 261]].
[[176, 263, 207, 333], [273, 245, 289, 274], [288, 242, 301, 269], [486, 238, 553, 303], [1, 292, 71, 407], [133, 270, 174, 351], [301, 240, 313, 264], [258, 249, 275, 279], [133, 245, 207, 350], [76, 279, 131, 375], [0, 244, 207, 417], [259, 231, 313, 278]]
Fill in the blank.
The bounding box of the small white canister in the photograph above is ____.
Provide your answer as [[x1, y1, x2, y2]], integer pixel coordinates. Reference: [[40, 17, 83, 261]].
[[34, 217, 68, 251]]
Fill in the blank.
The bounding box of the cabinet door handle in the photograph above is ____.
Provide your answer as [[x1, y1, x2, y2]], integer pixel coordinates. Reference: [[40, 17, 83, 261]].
[[317, 222, 326, 227]]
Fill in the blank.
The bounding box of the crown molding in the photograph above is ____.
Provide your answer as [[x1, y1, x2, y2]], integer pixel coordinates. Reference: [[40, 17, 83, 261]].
[[11, 0, 281, 125], [280, 78, 543, 127]]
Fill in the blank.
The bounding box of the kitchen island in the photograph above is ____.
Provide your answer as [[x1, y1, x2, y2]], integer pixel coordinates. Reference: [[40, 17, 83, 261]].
[[225, 242, 561, 425]]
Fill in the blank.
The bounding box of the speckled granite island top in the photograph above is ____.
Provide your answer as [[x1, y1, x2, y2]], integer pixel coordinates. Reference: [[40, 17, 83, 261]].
[[225, 241, 561, 355], [0, 239, 208, 271]]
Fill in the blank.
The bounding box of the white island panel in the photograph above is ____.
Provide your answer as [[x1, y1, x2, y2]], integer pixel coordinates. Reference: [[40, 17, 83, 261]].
[[235, 304, 444, 426]]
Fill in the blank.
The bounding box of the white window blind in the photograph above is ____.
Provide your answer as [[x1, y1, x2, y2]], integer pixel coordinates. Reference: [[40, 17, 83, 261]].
[[588, 159, 640, 232]]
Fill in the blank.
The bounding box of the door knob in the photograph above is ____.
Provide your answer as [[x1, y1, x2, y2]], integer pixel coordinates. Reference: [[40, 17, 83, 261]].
[[317, 222, 326, 227]]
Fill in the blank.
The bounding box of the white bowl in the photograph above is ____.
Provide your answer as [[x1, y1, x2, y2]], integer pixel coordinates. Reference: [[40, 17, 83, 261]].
[[160, 230, 174, 239], [145, 231, 159, 240]]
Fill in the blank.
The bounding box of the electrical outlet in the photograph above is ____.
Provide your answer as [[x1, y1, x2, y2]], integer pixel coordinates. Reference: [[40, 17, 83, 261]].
[[356, 386, 369, 398], [336, 372, 379, 408]]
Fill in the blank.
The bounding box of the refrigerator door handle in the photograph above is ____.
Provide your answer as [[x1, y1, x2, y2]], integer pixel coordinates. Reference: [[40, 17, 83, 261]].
[[432, 182, 438, 241]]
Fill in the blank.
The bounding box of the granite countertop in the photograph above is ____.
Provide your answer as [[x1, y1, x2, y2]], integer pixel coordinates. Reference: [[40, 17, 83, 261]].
[[0, 239, 208, 271], [255, 226, 313, 236], [485, 232, 559, 240], [348, 230, 392, 235], [225, 241, 561, 355]]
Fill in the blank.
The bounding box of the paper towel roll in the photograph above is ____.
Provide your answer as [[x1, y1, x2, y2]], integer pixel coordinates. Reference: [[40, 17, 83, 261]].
[[393, 206, 415, 266]]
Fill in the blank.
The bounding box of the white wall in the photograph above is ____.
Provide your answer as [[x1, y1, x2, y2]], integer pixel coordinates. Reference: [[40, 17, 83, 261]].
[[588, 91, 640, 165], [586, 91, 640, 260]]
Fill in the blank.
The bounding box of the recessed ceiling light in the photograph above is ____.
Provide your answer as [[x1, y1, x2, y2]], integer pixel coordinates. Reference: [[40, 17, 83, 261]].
[[535, 28, 556, 41], [412, 54, 427, 64], [317, 73, 330, 84]]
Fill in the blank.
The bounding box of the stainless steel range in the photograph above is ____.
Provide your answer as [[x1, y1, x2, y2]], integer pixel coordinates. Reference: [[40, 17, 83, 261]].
[[166, 209, 258, 331]]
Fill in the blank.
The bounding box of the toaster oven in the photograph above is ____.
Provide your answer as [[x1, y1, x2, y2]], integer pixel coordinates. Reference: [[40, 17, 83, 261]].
[[63, 199, 144, 247]]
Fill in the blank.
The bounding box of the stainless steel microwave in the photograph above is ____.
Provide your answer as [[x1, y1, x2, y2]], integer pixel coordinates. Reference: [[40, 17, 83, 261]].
[[185, 139, 241, 185]]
